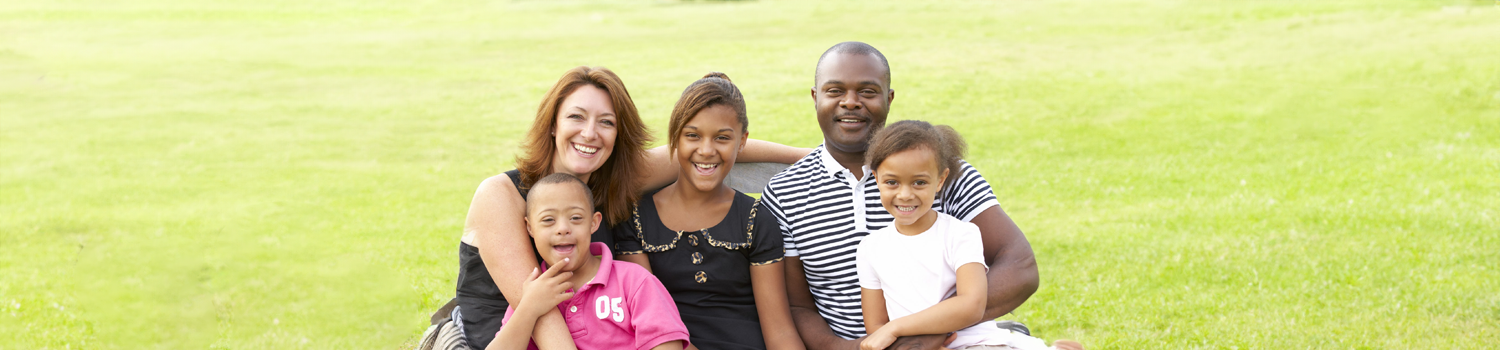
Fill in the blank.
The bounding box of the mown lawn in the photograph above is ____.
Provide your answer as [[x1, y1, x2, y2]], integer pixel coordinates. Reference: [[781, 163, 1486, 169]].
[[2, 0, 1496, 348]]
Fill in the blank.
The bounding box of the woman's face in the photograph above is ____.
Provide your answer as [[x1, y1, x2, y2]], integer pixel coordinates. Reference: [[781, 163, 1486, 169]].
[[551, 85, 618, 182], [675, 104, 745, 193]]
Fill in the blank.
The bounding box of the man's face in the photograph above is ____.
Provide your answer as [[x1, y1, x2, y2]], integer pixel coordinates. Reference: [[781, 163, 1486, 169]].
[[813, 53, 893, 156]]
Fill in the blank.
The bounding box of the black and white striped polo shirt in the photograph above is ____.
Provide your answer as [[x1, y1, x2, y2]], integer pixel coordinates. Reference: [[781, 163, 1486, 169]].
[[760, 145, 1000, 340]]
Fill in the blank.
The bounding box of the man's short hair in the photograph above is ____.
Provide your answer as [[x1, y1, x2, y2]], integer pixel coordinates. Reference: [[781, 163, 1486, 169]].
[[814, 41, 891, 85]]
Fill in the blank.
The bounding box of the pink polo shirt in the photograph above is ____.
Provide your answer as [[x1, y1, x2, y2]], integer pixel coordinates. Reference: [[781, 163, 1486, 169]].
[[502, 242, 690, 350]]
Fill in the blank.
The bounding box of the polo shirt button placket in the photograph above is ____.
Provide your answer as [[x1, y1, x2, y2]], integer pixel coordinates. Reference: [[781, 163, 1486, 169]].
[[569, 305, 578, 313]]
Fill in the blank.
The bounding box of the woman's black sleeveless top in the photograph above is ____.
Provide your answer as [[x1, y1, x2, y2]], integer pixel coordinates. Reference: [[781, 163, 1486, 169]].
[[454, 170, 615, 348]]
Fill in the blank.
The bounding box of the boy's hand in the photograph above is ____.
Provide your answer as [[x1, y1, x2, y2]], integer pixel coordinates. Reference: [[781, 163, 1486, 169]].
[[860, 326, 898, 350], [517, 259, 575, 317]]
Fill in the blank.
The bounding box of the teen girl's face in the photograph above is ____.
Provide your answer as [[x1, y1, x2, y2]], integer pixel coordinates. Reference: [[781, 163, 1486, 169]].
[[675, 104, 746, 193], [875, 147, 949, 235], [552, 85, 618, 182], [525, 182, 601, 273]]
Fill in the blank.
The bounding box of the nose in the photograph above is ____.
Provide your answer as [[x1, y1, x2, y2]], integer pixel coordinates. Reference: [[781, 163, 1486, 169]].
[[695, 138, 714, 156], [839, 93, 861, 110], [896, 184, 915, 201], [578, 120, 598, 141]]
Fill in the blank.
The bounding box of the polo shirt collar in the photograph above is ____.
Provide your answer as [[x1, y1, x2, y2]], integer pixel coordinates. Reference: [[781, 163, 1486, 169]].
[[584, 242, 612, 287], [816, 143, 874, 179]]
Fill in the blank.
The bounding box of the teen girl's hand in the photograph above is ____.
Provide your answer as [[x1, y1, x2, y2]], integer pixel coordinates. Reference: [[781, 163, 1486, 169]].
[[517, 259, 575, 317]]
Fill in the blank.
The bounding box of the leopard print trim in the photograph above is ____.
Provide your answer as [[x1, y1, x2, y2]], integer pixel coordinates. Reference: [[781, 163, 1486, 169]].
[[632, 198, 762, 253], [749, 256, 784, 266]]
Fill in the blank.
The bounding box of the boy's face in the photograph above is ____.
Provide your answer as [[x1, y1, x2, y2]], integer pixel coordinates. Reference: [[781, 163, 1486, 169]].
[[525, 182, 601, 272], [875, 147, 949, 230]]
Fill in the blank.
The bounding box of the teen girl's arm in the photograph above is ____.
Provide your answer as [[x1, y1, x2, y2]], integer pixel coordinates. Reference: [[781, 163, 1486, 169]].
[[867, 263, 988, 345], [467, 175, 578, 350], [650, 341, 686, 350], [752, 261, 807, 350], [641, 139, 811, 190]]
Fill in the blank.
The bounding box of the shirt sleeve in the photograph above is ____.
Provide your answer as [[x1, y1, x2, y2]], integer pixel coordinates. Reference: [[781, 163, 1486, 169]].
[[856, 234, 881, 290], [628, 270, 692, 350], [613, 211, 644, 255], [946, 219, 989, 273], [748, 200, 786, 265], [940, 160, 1001, 222], [760, 183, 800, 257]]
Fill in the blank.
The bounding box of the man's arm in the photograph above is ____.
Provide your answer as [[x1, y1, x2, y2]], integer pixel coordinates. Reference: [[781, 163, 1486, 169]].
[[969, 206, 1039, 320], [784, 257, 859, 350]]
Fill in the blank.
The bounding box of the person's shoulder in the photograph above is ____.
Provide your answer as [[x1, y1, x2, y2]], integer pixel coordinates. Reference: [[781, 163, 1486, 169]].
[[766, 146, 827, 186], [609, 260, 655, 282], [473, 171, 525, 201], [942, 213, 981, 236]]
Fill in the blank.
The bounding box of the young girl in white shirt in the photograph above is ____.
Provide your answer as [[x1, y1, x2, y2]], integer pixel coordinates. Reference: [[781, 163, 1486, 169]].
[[856, 120, 1082, 350]]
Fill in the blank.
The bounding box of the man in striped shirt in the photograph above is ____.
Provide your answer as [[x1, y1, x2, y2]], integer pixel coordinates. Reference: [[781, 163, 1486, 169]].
[[762, 42, 1041, 350]]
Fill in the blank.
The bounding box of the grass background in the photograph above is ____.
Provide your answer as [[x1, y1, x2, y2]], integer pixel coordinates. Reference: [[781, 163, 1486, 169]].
[[3, 0, 1497, 348]]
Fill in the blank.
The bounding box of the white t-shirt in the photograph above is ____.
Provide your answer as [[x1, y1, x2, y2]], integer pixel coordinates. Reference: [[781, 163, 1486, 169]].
[[856, 213, 1047, 349]]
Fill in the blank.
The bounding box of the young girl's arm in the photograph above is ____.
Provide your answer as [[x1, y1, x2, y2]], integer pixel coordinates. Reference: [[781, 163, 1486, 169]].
[[488, 264, 579, 350], [866, 263, 988, 343], [858, 288, 891, 350], [640, 139, 810, 190], [751, 262, 807, 350]]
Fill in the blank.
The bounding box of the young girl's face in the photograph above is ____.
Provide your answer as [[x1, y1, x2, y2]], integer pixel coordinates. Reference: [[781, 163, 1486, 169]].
[[674, 104, 746, 193], [874, 147, 949, 234]]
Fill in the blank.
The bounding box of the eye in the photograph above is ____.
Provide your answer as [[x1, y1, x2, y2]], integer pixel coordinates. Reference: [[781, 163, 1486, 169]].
[[600, 118, 616, 127], [684, 132, 699, 139], [540, 216, 555, 224], [915, 180, 929, 186], [571, 214, 584, 222], [715, 135, 731, 141], [860, 89, 878, 97], [825, 88, 843, 95], [883, 180, 897, 186], [567, 114, 584, 120]]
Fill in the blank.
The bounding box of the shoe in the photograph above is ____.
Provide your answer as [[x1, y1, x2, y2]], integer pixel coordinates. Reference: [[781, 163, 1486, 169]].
[[994, 320, 1030, 336]]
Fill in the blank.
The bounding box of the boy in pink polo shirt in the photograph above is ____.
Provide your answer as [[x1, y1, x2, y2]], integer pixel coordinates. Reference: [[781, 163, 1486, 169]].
[[490, 173, 690, 350]]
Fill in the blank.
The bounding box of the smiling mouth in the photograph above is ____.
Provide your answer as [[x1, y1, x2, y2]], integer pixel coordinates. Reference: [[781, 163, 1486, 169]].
[[895, 205, 917, 212], [693, 162, 720, 175], [572, 143, 599, 155], [553, 243, 577, 255], [837, 118, 866, 124]]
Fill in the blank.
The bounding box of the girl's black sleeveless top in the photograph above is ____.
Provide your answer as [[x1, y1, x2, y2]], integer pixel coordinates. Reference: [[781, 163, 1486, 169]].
[[454, 170, 615, 349]]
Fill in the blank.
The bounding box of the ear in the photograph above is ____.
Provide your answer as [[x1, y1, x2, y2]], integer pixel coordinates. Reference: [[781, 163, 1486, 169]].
[[738, 132, 749, 153], [887, 88, 896, 104], [810, 87, 817, 101], [589, 211, 603, 233], [938, 167, 950, 191]]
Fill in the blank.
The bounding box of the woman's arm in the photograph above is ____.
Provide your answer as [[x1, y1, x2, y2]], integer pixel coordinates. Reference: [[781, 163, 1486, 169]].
[[467, 175, 578, 350], [751, 262, 807, 350], [639, 139, 812, 190], [878, 263, 988, 338]]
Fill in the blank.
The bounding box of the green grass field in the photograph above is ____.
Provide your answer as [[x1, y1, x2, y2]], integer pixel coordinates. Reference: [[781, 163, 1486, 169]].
[[3, 0, 1497, 348]]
